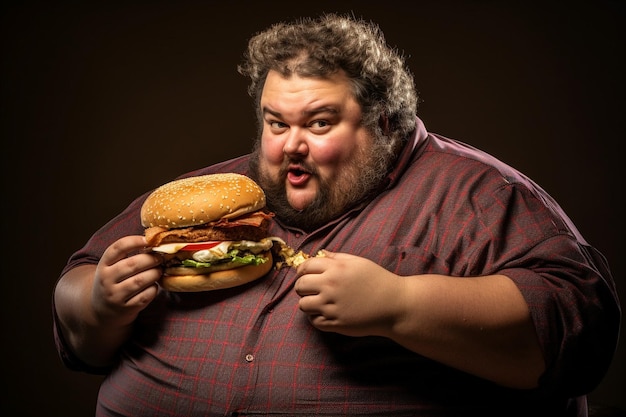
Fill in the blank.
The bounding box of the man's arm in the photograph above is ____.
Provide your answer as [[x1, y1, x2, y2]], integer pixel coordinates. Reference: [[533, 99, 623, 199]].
[[53, 236, 162, 368], [386, 273, 544, 389], [295, 252, 544, 389]]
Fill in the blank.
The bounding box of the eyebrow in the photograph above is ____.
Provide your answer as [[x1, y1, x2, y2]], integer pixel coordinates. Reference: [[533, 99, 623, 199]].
[[262, 106, 338, 118]]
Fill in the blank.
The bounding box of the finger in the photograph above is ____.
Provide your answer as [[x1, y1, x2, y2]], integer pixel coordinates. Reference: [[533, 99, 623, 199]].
[[125, 281, 160, 308], [308, 314, 336, 330], [294, 275, 319, 297], [117, 266, 162, 304], [299, 297, 338, 323], [296, 254, 330, 276], [113, 252, 162, 284], [102, 235, 148, 266], [298, 294, 322, 315]]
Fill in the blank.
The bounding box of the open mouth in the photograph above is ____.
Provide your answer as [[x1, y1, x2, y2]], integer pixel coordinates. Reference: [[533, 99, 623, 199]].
[[287, 165, 312, 186], [290, 167, 307, 177]]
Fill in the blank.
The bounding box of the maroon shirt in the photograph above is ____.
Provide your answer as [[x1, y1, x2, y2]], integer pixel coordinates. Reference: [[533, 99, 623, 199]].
[[53, 118, 620, 416]]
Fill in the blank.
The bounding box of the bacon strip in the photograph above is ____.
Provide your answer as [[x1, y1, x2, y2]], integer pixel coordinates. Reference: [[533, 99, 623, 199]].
[[211, 211, 274, 228], [144, 210, 274, 247]]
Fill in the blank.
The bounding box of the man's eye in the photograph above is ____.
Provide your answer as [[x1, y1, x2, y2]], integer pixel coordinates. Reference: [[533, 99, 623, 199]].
[[270, 121, 287, 129], [311, 120, 328, 128]]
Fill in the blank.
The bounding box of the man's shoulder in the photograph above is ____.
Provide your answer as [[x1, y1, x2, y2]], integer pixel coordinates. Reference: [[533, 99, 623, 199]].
[[181, 154, 252, 178]]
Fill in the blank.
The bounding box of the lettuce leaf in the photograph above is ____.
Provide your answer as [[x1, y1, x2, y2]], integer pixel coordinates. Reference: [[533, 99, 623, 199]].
[[181, 249, 268, 268]]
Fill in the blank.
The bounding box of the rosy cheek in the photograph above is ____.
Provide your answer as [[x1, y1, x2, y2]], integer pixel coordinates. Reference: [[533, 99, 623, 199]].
[[260, 136, 284, 165], [309, 141, 352, 165]]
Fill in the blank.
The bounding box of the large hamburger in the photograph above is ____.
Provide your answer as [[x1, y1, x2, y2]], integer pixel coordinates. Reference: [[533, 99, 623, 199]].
[[140, 173, 275, 292]]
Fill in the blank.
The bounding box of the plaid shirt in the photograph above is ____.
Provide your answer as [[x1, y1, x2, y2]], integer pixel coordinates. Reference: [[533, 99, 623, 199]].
[[53, 118, 619, 416]]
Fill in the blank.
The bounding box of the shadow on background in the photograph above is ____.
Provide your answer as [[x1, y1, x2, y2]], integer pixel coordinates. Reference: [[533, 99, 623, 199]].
[[1, 1, 624, 416]]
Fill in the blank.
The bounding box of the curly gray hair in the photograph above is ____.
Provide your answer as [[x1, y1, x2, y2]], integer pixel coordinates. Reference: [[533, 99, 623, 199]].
[[237, 13, 418, 148]]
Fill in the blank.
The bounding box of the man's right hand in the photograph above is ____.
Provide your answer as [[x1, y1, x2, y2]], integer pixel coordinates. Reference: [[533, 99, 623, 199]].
[[54, 235, 162, 368], [92, 235, 163, 328]]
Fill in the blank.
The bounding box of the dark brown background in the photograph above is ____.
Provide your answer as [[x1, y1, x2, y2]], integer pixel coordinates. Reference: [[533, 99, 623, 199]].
[[1, 1, 624, 416]]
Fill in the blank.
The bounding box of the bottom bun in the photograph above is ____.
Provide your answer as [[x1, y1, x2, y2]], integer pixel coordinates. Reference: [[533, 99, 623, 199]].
[[159, 252, 273, 292]]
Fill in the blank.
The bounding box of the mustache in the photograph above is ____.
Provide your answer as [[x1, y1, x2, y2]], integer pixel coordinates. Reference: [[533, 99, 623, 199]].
[[280, 159, 318, 178]]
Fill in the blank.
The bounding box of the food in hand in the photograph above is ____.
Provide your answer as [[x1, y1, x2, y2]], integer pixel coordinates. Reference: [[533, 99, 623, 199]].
[[141, 173, 275, 292]]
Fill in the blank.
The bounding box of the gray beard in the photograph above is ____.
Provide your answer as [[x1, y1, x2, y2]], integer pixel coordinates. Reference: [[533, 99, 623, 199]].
[[249, 140, 398, 231]]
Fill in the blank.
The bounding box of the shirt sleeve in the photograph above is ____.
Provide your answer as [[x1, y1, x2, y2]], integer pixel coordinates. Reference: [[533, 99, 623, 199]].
[[475, 181, 621, 397], [51, 298, 113, 374], [503, 238, 619, 395]]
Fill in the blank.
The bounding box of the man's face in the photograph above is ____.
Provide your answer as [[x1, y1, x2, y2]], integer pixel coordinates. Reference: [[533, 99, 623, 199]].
[[252, 70, 385, 230]]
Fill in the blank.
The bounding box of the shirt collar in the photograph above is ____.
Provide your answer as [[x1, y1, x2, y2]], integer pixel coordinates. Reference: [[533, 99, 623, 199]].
[[384, 117, 428, 190]]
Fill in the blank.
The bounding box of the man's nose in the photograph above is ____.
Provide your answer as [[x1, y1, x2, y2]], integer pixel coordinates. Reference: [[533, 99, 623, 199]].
[[282, 128, 308, 156]]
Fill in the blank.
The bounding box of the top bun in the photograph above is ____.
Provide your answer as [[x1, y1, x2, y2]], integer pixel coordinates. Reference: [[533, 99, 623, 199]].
[[140, 173, 266, 229]]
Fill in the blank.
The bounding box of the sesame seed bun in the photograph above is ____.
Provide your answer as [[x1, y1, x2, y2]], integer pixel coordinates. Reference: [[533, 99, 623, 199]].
[[140, 173, 266, 229]]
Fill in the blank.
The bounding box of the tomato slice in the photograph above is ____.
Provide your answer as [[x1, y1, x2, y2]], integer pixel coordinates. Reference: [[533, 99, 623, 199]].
[[179, 241, 222, 251]]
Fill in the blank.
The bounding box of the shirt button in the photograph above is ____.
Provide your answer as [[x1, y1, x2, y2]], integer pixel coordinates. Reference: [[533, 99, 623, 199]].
[[245, 354, 254, 362]]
